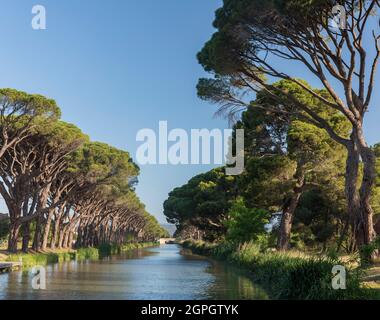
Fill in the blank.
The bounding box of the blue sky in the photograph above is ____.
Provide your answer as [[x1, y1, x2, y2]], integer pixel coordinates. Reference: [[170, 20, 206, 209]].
[[0, 1, 379, 223], [0, 0, 226, 223]]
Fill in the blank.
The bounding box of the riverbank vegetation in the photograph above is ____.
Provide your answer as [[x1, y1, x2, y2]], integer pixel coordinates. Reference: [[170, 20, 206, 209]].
[[164, 0, 380, 299], [182, 240, 375, 300], [0, 89, 168, 256], [4, 242, 159, 268]]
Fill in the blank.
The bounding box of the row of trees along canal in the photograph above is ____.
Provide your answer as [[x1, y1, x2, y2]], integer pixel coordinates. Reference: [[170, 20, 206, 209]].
[[164, 0, 380, 261], [0, 89, 168, 253]]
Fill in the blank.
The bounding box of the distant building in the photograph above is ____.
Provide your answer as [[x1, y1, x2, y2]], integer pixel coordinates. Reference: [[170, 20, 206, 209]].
[[0, 213, 8, 221]]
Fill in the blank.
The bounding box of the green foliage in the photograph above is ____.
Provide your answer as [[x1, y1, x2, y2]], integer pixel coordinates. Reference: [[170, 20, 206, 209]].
[[0, 217, 9, 240], [240, 155, 294, 211], [176, 78, 349, 251], [292, 189, 344, 249], [164, 167, 238, 241], [85, 243, 159, 259], [0, 88, 61, 121], [167, 79, 350, 249], [143, 216, 170, 239], [0, 87, 170, 252], [37, 120, 89, 147], [359, 237, 380, 266], [69, 141, 139, 186], [225, 198, 270, 244], [76, 248, 100, 261], [195, 0, 380, 257], [120, 242, 158, 251]]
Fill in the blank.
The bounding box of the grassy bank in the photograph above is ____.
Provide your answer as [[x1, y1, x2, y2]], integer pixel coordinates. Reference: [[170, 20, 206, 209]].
[[3, 242, 158, 268], [182, 240, 378, 300], [98, 242, 158, 257], [5, 250, 76, 268]]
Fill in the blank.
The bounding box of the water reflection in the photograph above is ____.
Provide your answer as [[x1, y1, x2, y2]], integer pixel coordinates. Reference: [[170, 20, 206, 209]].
[[0, 245, 268, 300]]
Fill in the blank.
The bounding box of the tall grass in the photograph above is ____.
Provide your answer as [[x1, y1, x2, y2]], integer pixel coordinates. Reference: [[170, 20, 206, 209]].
[[182, 240, 375, 300], [76, 247, 99, 261], [6, 252, 75, 267]]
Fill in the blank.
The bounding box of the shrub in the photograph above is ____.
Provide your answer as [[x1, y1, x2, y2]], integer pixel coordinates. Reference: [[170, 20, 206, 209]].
[[359, 237, 380, 266], [225, 198, 270, 244], [76, 247, 99, 261], [0, 217, 10, 241]]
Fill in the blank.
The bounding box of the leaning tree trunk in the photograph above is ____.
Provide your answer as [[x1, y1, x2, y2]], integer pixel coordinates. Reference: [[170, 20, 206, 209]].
[[277, 164, 306, 251], [58, 226, 66, 249], [41, 209, 55, 250], [50, 217, 61, 249], [32, 184, 51, 251], [7, 205, 22, 253], [68, 231, 74, 249], [32, 214, 44, 251]]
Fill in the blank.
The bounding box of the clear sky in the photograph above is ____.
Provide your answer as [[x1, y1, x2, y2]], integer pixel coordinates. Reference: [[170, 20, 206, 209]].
[[0, 1, 379, 223]]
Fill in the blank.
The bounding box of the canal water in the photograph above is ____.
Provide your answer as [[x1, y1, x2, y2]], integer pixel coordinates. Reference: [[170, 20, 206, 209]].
[[0, 245, 268, 300]]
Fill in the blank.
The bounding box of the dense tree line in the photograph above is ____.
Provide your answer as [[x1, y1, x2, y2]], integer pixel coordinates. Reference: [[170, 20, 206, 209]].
[[165, 0, 380, 258], [165, 80, 356, 251], [0, 89, 167, 253], [165, 91, 380, 251]]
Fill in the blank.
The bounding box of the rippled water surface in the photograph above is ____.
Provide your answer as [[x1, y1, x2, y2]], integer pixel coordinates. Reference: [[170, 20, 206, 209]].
[[0, 245, 268, 300]]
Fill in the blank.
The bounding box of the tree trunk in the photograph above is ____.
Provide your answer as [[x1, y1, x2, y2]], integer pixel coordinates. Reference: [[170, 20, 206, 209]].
[[339, 138, 361, 252], [342, 127, 377, 261], [50, 217, 61, 249], [21, 222, 31, 253], [277, 164, 306, 251], [41, 209, 54, 250], [7, 205, 22, 253], [63, 229, 70, 248], [68, 231, 74, 249], [7, 221, 20, 253], [32, 215, 43, 251], [357, 137, 377, 247], [58, 231, 64, 249], [32, 184, 51, 251]]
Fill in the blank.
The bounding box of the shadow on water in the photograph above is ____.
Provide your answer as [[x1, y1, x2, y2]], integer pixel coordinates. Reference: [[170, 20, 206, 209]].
[[179, 248, 268, 300], [0, 245, 268, 300]]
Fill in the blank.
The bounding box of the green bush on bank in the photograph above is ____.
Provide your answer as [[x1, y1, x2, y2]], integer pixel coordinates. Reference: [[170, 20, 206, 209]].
[[98, 243, 121, 257], [76, 247, 100, 261], [0, 218, 9, 242], [182, 240, 374, 300], [359, 237, 380, 266]]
